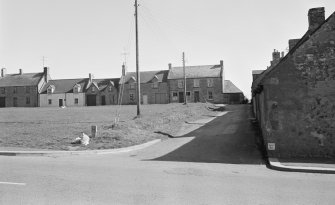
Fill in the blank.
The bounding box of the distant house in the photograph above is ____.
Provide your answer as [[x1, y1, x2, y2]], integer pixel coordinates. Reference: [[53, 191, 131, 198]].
[[85, 74, 119, 106], [252, 7, 335, 158], [167, 61, 225, 104], [39, 78, 87, 107], [223, 80, 244, 104], [0, 67, 50, 107], [120, 65, 169, 105]]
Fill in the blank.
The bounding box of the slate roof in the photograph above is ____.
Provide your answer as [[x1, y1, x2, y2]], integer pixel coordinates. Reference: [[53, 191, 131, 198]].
[[90, 78, 120, 90], [0, 72, 44, 87], [223, 80, 243, 93], [252, 11, 335, 91], [167, 65, 222, 79], [40, 78, 88, 94], [120, 70, 169, 84], [252, 70, 265, 75]]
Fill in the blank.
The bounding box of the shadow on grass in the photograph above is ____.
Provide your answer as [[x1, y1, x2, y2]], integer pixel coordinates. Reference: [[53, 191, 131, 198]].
[[150, 105, 266, 165]]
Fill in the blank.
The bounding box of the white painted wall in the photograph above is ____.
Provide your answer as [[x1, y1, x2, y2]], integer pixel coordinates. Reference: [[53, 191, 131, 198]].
[[39, 93, 85, 107]]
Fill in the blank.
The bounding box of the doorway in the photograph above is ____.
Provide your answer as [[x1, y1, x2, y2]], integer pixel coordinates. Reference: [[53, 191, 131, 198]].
[[101, 96, 106, 105], [0, 97, 5, 107], [194, 91, 200, 103], [86, 95, 97, 106], [178, 92, 184, 103], [59, 99, 63, 107]]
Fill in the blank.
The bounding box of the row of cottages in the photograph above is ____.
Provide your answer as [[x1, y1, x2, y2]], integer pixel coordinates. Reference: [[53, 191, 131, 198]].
[[0, 67, 50, 107], [39, 74, 119, 107], [120, 61, 244, 105], [252, 7, 335, 159]]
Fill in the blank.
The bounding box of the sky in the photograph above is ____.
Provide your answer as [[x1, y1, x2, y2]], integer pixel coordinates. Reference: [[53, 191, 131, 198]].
[[1, 0, 335, 99]]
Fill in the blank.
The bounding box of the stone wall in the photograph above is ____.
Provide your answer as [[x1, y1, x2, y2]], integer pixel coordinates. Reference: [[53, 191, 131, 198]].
[[0, 86, 38, 107]]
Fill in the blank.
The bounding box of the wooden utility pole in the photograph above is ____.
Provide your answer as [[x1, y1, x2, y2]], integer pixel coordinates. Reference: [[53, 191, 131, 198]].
[[135, 0, 141, 117], [183, 52, 187, 105]]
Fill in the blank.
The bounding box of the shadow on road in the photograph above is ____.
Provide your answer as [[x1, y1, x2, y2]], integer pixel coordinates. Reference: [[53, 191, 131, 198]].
[[151, 105, 266, 165]]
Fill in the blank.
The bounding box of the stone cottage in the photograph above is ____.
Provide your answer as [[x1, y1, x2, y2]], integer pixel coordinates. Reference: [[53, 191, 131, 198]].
[[120, 65, 169, 105], [0, 67, 50, 107], [39, 78, 87, 107], [252, 7, 335, 158]]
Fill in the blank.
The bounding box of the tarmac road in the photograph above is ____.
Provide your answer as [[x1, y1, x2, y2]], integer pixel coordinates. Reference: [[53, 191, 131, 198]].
[[1, 105, 335, 205]]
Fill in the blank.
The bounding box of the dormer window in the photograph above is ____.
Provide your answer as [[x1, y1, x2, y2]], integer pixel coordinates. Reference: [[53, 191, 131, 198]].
[[92, 87, 95, 92], [47, 85, 55, 94], [73, 84, 81, 93], [152, 82, 158, 88], [130, 83, 136, 89], [109, 86, 113, 92]]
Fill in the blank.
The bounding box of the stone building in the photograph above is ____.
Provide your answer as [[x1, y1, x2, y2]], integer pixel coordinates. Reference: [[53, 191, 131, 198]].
[[168, 61, 231, 104], [252, 7, 335, 158], [39, 78, 87, 107], [120, 65, 169, 105], [0, 67, 50, 107], [85, 74, 119, 106]]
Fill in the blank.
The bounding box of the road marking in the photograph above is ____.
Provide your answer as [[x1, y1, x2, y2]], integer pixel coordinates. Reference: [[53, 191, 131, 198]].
[[0, 182, 26, 186]]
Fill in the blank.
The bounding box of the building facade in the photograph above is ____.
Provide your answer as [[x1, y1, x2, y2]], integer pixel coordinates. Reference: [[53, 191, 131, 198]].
[[0, 67, 50, 107], [120, 65, 169, 105], [252, 7, 335, 158]]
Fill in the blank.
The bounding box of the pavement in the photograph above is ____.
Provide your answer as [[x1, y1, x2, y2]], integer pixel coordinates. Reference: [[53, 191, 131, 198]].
[[1, 106, 335, 174]]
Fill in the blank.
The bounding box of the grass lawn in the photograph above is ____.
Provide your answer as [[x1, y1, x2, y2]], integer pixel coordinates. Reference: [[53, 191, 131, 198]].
[[0, 103, 218, 150]]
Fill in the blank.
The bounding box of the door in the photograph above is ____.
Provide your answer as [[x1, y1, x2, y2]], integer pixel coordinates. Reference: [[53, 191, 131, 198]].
[[59, 99, 63, 107], [13, 97, 18, 107], [178, 92, 184, 103], [101, 96, 106, 105], [86, 95, 97, 106], [155, 93, 167, 104], [143, 95, 148, 105], [194, 91, 200, 103], [0, 97, 5, 107]]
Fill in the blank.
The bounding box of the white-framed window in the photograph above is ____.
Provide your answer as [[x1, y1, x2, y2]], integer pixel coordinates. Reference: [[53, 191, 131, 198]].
[[193, 79, 200, 87], [130, 83, 136, 89], [73, 85, 80, 93], [186, 91, 191, 97], [152, 82, 159, 88], [0, 87, 5, 94], [208, 91, 213, 100], [172, 92, 178, 101], [207, 78, 214, 87], [48, 99, 52, 105], [109, 86, 113, 92], [177, 80, 183, 88], [92, 87, 95, 92], [47, 86, 54, 94], [26, 97, 30, 104], [74, 98, 79, 104]]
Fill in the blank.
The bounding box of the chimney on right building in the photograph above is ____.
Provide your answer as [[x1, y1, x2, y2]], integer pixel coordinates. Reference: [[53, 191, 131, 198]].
[[308, 7, 325, 31]]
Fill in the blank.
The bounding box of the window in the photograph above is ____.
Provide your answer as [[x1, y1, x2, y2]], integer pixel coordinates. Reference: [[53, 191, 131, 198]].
[[13, 97, 17, 107], [152, 82, 159, 88], [193, 79, 200, 87], [0, 88, 5, 94], [74, 98, 79, 104], [109, 86, 113, 92], [208, 91, 213, 100], [73, 85, 80, 93], [186, 92, 191, 96], [130, 83, 136, 89], [13, 87, 17, 94], [177, 80, 183, 88], [47, 86, 54, 94], [130, 93, 135, 102], [48, 99, 52, 105], [92, 87, 95, 92], [26, 86, 30, 93], [172, 92, 178, 101], [207, 79, 214, 87], [26, 97, 30, 104]]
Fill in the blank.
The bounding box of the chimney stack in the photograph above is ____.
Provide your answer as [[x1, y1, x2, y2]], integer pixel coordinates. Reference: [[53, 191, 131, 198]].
[[308, 7, 325, 31], [19, 69, 23, 75], [288, 39, 301, 51], [122, 64, 126, 76], [1, 68, 6, 77], [168, 63, 172, 71], [272, 49, 280, 61], [89, 73, 93, 83], [44, 67, 50, 83]]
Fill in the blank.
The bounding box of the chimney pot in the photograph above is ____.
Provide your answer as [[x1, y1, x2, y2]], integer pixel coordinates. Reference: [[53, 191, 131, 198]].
[[308, 7, 325, 31], [19, 69, 23, 75], [1, 68, 6, 77], [168, 63, 172, 70]]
